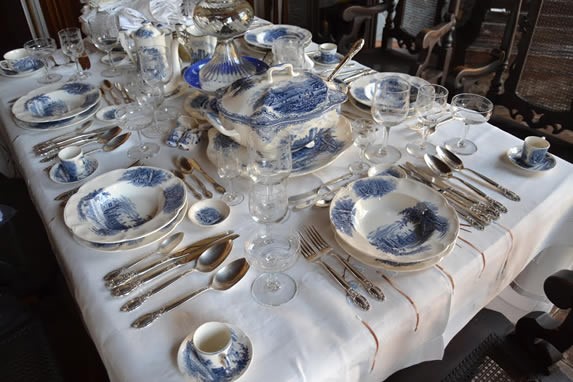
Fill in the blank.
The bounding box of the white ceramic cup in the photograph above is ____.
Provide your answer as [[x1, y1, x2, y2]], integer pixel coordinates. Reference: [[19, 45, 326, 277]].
[[318, 43, 338, 64], [521, 136, 550, 165], [193, 322, 235, 369], [58, 146, 86, 181], [0, 48, 37, 73]]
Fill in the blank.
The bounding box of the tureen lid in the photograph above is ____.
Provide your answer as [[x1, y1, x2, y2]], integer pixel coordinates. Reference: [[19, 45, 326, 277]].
[[216, 65, 347, 129]]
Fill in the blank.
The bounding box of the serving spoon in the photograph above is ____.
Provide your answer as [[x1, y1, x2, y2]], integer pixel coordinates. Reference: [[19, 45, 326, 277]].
[[131, 257, 250, 328], [120, 238, 234, 312], [436, 146, 520, 202]]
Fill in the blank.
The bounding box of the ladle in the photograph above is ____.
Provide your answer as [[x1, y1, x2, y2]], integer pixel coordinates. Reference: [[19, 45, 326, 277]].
[[436, 146, 520, 202], [131, 257, 250, 328], [120, 239, 234, 312], [424, 154, 508, 213]]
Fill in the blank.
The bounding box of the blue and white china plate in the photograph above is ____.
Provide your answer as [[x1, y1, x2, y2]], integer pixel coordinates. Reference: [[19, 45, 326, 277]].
[[73, 200, 187, 252], [244, 24, 312, 50], [177, 325, 252, 382], [15, 101, 100, 132], [183, 56, 269, 92], [64, 167, 187, 244], [206, 115, 353, 177], [12, 82, 100, 124], [188, 199, 230, 227], [349, 72, 430, 109], [96, 105, 122, 123], [330, 176, 459, 264], [309, 51, 344, 67], [49, 157, 98, 185], [506, 146, 556, 173], [0, 60, 44, 78]]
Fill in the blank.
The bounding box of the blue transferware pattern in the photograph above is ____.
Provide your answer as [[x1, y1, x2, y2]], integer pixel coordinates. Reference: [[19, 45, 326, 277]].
[[64, 167, 187, 244], [0, 57, 43, 75], [0, 60, 43, 78], [13, 82, 100, 124], [183, 56, 269, 91], [330, 176, 459, 263], [309, 51, 343, 66], [506, 146, 556, 173], [50, 158, 98, 184], [16, 101, 100, 131], [139, 46, 169, 83], [96, 105, 121, 122], [195, 207, 223, 226], [244, 24, 312, 50], [178, 326, 252, 382]]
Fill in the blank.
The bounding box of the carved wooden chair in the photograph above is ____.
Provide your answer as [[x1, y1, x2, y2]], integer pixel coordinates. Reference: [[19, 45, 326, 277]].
[[337, 0, 460, 85]]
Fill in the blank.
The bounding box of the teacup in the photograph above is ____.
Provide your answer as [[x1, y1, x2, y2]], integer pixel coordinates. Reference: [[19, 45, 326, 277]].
[[58, 146, 86, 181], [521, 136, 550, 166], [318, 43, 338, 64], [0, 48, 38, 73], [192, 322, 239, 369]]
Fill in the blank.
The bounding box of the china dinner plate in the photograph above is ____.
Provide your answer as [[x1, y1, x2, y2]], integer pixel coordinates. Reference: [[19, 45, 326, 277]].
[[14, 101, 100, 131], [64, 167, 187, 244], [330, 176, 459, 264], [12, 82, 100, 124], [206, 114, 353, 177], [349, 72, 430, 109], [244, 24, 312, 50]]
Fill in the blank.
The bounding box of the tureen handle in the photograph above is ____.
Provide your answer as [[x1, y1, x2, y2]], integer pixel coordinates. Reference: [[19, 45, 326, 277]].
[[266, 64, 299, 84]]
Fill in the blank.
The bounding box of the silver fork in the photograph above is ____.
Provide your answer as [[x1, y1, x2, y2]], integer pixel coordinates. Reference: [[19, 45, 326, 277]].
[[299, 232, 371, 311], [302, 226, 385, 301]]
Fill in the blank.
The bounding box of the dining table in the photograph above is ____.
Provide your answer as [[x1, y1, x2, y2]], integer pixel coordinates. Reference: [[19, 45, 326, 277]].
[[1, 23, 573, 382]]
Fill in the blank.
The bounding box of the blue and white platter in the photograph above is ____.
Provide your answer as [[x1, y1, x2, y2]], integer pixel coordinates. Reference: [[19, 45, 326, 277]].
[[183, 57, 269, 92], [330, 176, 459, 265], [506, 146, 556, 173], [244, 24, 312, 50], [64, 167, 187, 244], [73, 200, 187, 252], [177, 325, 252, 382], [15, 101, 100, 131], [206, 115, 353, 177], [0, 60, 43, 78], [349, 72, 430, 109], [49, 157, 98, 185], [12, 82, 100, 124]]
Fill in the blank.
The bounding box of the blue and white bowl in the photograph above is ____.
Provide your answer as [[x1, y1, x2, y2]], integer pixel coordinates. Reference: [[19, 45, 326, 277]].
[[188, 199, 230, 227], [64, 167, 187, 244]]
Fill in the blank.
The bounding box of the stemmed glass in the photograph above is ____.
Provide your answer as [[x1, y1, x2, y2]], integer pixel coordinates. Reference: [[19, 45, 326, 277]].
[[365, 76, 411, 165], [137, 45, 173, 138], [215, 144, 244, 206], [58, 27, 90, 81], [348, 118, 376, 174], [24, 37, 62, 84], [88, 11, 121, 78], [406, 84, 449, 157], [445, 93, 493, 155], [246, 131, 292, 185]]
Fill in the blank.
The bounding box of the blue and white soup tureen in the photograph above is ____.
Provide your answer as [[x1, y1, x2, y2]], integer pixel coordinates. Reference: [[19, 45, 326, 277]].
[[204, 64, 347, 151]]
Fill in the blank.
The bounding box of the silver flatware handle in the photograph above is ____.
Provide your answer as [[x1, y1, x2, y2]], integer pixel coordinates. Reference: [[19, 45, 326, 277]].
[[332, 253, 385, 301], [34, 121, 93, 150], [196, 168, 225, 194], [327, 38, 365, 82], [466, 168, 520, 202], [189, 173, 212, 198], [181, 178, 202, 200], [452, 176, 508, 214], [289, 172, 355, 204], [320, 261, 370, 311]]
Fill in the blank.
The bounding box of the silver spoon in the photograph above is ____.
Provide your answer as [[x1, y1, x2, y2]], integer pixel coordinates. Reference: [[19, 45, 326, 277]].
[[102, 232, 184, 282], [173, 169, 203, 200], [424, 154, 508, 213], [179, 157, 226, 194], [436, 146, 521, 202], [120, 239, 233, 312], [177, 157, 213, 198], [131, 257, 250, 329]]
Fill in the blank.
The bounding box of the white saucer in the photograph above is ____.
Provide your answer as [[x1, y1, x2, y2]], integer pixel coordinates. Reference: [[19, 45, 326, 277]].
[[177, 325, 252, 382], [309, 51, 343, 67], [0, 62, 44, 78], [506, 146, 556, 173], [49, 158, 98, 184]]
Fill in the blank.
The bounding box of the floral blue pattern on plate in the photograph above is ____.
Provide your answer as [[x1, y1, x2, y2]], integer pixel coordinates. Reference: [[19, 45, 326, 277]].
[[506, 146, 556, 173], [15, 101, 100, 131], [64, 167, 187, 244], [206, 115, 353, 177], [330, 176, 459, 264], [49, 157, 98, 184], [244, 24, 312, 50], [188, 200, 230, 227], [12, 82, 100, 124], [309, 51, 343, 67], [0, 59, 43, 78], [177, 325, 252, 382], [96, 105, 121, 123]]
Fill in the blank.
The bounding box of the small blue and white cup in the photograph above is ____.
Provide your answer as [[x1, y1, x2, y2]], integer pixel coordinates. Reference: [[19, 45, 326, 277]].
[[521, 136, 550, 166], [192, 322, 239, 370], [0, 48, 38, 73], [318, 43, 338, 64], [58, 146, 86, 182]]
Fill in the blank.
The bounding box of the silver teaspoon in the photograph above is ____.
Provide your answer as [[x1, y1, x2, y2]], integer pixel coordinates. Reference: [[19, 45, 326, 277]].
[[131, 257, 250, 329], [436, 146, 520, 202]]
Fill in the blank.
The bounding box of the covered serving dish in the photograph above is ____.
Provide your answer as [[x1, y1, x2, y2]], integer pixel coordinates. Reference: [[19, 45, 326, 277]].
[[204, 64, 347, 150]]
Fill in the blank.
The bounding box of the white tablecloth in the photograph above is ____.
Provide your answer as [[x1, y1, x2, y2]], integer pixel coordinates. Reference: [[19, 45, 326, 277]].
[[1, 42, 573, 382]]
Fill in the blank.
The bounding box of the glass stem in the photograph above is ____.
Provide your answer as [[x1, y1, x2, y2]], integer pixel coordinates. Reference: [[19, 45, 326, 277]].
[[74, 58, 83, 76], [378, 125, 390, 155], [107, 50, 116, 71], [264, 272, 281, 292], [419, 122, 430, 149], [136, 129, 148, 151], [458, 122, 469, 148], [227, 177, 235, 196]]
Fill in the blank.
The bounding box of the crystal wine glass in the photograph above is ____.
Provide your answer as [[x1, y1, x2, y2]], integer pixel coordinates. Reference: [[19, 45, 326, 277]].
[[58, 27, 90, 81], [117, 102, 158, 160], [215, 143, 244, 206], [246, 130, 292, 185], [365, 76, 411, 165], [348, 118, 376, 174], [406, 84, 449, 157], [24, 37, 62, 84], [444, 93, 493, 155], [89, 11, 121, 78]]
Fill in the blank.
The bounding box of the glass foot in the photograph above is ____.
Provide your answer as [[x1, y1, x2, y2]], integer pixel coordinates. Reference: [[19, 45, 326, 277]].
[[444, 138, 477, 155], [101, 67, 122, 78], [38, 73, 62, 84], [406, 142, 436, 158], [348, 161, 370, 175], [127, 143, 160, 160], [365, 144, 401, 165], [251, 272, 297, 306], [222, 191, 244, 206]]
